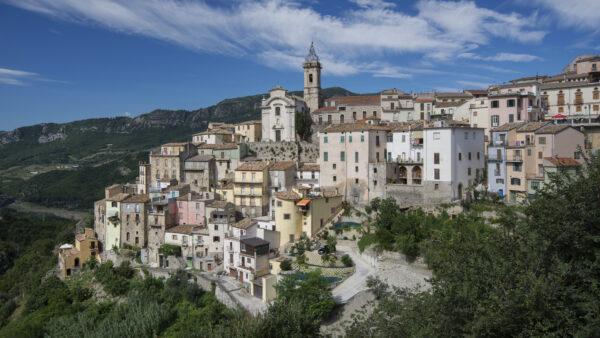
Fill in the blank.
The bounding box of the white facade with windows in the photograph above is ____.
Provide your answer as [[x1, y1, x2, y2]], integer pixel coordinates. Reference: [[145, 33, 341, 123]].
[[261, 86, 307, 142]]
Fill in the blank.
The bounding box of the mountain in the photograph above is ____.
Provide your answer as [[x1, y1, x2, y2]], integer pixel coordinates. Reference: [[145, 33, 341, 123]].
[[0, 87, 356, 174]]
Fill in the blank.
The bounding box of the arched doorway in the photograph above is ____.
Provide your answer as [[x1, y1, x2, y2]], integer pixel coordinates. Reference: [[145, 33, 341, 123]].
[[340, 114, 344, 123], [399, 166, 407, 184], [458, 183, 463, 200], [412, 166, 422, 185]]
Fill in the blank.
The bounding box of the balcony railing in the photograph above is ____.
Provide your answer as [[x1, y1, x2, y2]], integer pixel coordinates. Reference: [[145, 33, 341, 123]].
[[506, 155, 523, 162], [488, 155, 504, 161]]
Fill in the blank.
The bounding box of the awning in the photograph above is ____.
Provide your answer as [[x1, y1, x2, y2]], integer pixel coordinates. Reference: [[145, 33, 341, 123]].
[[296, 198, 311, 207], [552, 114, 567, 119]]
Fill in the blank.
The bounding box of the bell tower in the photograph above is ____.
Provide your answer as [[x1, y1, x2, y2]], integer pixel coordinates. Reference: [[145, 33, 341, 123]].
[[303, 42, 322, 113]]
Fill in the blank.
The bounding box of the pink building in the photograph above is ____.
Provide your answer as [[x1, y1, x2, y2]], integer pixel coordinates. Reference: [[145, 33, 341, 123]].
[[176, 192, 215, 226], [488, 79, 544, 130]]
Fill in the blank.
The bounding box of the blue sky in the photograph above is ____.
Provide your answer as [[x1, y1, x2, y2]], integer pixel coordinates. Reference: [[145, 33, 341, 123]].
[[1, 0, 599, 130]]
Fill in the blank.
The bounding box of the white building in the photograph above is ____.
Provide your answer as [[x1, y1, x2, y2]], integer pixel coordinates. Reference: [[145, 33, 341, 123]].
[[423, 123, 485, 200], [296, 163, 320, 188], [223, 218, 259, 277], [261, 86, 307, 142], [387, 122, 424, 163]]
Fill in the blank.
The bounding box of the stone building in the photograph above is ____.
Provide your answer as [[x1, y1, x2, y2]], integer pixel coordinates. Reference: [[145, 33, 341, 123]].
[[267, 161, 297, 219], [303, 42, 322, 114], [197, 143, 248, 182], [149, 142, 197, 188], [183, 154, 217, 191], [204, 200, 236, 259], [261, 86, 307, 142], [120, 194, 150, 248], [147, 195, 177, 266], [137, 162, 151, 194], [380, 88, 414, 123], [314, 95, 382, 125], [234, 120, 262, 143]]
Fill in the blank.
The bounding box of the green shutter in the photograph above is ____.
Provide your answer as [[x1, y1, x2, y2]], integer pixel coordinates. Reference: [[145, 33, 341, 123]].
[[324, 152, 328, 161], [341, 151, 345, 161]]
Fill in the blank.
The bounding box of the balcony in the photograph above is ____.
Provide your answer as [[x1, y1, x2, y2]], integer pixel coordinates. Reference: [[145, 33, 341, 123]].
[[235, 179, 262, 184], [209, 218, 230, 224], [492, 140, 508, 146], [506, 155, 523, 162], [488, 155, 504, 162], [234, 192, 261, 197]]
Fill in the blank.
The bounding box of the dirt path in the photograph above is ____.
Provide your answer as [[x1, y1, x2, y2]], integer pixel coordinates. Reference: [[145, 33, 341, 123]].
[[9, 201, 90, 233]]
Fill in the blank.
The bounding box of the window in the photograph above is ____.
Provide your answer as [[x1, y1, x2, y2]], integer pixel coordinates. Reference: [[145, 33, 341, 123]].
[[376, 135, 380, 146], [333, 163, 336, 169], [594, 105, 599, 112], [324, 152, 328, 161], [531, 181, 540, 189], [593, 88, 599, 100], [376, 152, 379, 162], [507, 99, 515, 107], [178, 212, 183, 219], [435, 184, 439, 190], [275, 107, 281, 116], [341, 136, 345, 143], [468, 152, 472, 160], [575, 151, 581, 159], [539, 137, 546, 145], [361, 135, 365, 142], [324, 136, 328, 143], [491, 100, 499, 108], [468, 168, 471, 176], [511, 178, 521, 185], [527, 149, 532, 156], [477, 152, 480, 160], [509, 114, 514, 123], [373, 167, 377, 174], [458, 153, 462, 161], [473, 111, 478, 116], [434, 153, 440, 164], [355, 179, 359, 184], [433, 132, 440, 140], [333, 175, 337, 182], [434, 169, 440, 180], [214, 224, 219, 231], [373, 180, 377, 186], [196, 203, 200, 209], [558, 107, 564, 113], [213, 236, 220, 242], [355, 166, 359, 172], [349, 135, 353, 143], [402, 135, 406, 142], [196, 214, 201, 221], [355, 152, 359, 163], [277, 201, 282, 207], [491, 115, 499, 127], [284, 214, 290, 220], [172, 235, 177, 240], [513, 163, 522, 172], [178, 202, 183, 208], [340, 151, 345, 161], [557, 91, 565, 105], [538, 152, 542, 159]]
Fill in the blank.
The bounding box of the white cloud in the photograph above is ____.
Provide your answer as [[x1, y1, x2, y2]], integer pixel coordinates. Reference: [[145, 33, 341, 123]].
[[533, 0, 600, 30], [456, 80, 490, 89], [3, 0, 547, 77], [473, 64, 520, 74], [458, 52, 540, 62], [0, 67, 67, 86]]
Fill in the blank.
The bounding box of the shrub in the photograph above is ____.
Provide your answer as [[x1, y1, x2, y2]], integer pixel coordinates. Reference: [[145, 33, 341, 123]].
[[341, 254, 353, 267], [280, 260, 292, 271], [358, 233, 376, 253]]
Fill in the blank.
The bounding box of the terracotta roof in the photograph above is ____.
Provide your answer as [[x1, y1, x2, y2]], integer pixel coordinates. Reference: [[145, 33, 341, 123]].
[[166, 224, 199, 235], [517, 121, 552, 133], [322, 190, 342, 198], [392, 122, 423, 132], [123, 194, 150, 203], [106, 193, 130, 202], [75, 232, 95, 242], [269, 161, 297, 171], [186, 154, 214, 162], [321, 122, 391, 133], [166, 183, 190, 192], [544, 157, 581, 166], [435, 101, 465, 108], [207, 200, 232, 209], [436, 92, 473, 98], [274, 190, 302, 200], [197, 143, 238, 150], [465, 89, 488, 95], [334, 95, 381, 105], [237, 120, 261, 125], [233, 218, 257, 229], [235, 161, 271, 171], [535, 124, 572, 134], [415, 98, 434, 103], [314, 106, 338, 113], [162, 142, 189, 147], [492, 122, 526, 132], [299, 163, 319, 171], [296, 198, 310, 207]]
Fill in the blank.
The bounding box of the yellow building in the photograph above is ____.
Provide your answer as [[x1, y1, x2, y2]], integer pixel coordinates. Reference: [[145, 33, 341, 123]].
[[274, 187, 343, 245], [216, 178, 234, 204], [234, 120, 262, 143], [58, 228, 100, 279], [234, 161, 271, 217]]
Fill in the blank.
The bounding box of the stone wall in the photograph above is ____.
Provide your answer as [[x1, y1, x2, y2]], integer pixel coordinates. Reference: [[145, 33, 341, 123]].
[[385, 181, 453, 208], [247, 141, 319, 163]]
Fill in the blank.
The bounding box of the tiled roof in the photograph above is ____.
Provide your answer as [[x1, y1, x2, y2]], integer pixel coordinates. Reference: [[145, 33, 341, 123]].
[[166, 224, 202, 235], [321, 122, 391, 133], [314, 106, 338, 113], [392, 122, 423, 132], [435, 101, 465, 108], [415, 98, 434, 103], [106, 193, 130, 202], [535, 124, 572, 134], [492, 122, 526, 132], [237, 120, 261, 125], [166, 184, 190, 192], [435, 92, 473, 98], [162, 142, 189, 147], [465, 89, 488, 95], [233, 218, 257, 229], [544, 157, 581, 166], [299, 163, 319, 171], [334, 95, 381, 105], [186, 154, 214, 162], [207, 200, 233, 209], [241, 237, 269, 248], [75, 232, 95, 242], [194, 128, 233, 136], [274, 190, 302, 200], [235, 161, 271, 171], [123, 194, 150, 203], [197, 143, 239, 150], [269, 161, 297, 171], [517, 121, 552, 132], [322, 190, 342, 198], [540, 81, 596, 90]]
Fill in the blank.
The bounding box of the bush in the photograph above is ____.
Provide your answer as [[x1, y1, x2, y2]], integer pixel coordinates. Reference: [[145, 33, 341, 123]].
[[159, 244, 181, 257], [358, 233, 376, 252], [280, 260, 292, 271], [341, 254, 353, 267]]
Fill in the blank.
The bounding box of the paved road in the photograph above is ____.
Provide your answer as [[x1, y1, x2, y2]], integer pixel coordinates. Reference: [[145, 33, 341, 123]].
[[331, 244, 375, 304]]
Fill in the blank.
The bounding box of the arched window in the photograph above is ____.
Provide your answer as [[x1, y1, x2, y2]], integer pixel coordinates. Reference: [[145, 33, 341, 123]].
[[340, 115, 344, 123], [275, 106, 281, 116], [399, 166, 407, 178]]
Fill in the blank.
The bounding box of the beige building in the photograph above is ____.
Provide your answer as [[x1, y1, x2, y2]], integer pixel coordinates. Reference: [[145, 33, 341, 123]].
[[137, 161, 151, 194], [183, 154, 216, 191], [314, 95, 382, 125], [234, 120, 262, 143], [274, 188, 342, 245], [380, 88, 414, 123], [234, 161, 271, 217], [149, 142, 196, 188], [192, 129, 234, 145], [318, 123, 390, 204], [58, 228, 100, 279]]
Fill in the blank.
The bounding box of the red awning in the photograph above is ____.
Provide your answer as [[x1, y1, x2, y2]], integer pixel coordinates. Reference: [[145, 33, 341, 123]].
[[552, 114, 567, 119]]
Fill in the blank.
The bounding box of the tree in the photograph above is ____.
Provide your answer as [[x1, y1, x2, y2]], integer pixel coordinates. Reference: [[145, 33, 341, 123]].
[[295, 111, 306, 138], [275, 270, 335, 321]]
